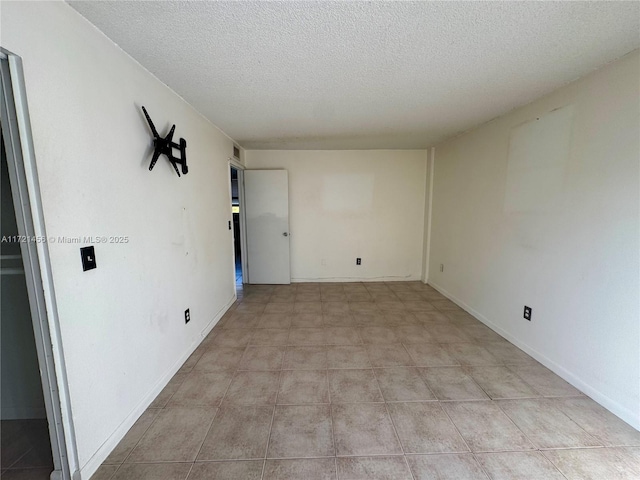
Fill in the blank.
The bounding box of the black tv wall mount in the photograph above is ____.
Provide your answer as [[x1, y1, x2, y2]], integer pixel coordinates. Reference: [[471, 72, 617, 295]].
[[142, 106, 188, 177]]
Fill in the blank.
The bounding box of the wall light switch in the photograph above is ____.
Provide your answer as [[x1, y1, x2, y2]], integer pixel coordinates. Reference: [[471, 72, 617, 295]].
[[80, 246, 96, 271]]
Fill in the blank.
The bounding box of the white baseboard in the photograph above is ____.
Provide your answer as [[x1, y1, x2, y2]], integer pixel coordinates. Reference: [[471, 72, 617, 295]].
[[49, 470, 63, 480], [292, 275, 422, 283], [428, 281, 640, 431], [78, 294, 236, 480]]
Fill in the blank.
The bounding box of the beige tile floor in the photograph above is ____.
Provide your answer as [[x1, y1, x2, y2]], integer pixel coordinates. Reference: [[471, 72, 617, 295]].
[[92, 282, 640, 480]]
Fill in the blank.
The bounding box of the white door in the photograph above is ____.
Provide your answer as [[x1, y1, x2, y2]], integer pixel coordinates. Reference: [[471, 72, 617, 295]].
[[244, 169, 291, 284]]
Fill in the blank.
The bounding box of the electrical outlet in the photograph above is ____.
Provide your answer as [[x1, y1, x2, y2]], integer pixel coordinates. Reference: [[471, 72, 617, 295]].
[[523, 306, 532, 321], [356, 258, 361, 265], [185, 308, 191, 324], [440, 264, 444, 272]]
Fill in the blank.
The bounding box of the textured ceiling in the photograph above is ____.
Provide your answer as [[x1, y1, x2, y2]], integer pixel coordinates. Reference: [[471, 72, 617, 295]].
[[68, 1, 639, 149]]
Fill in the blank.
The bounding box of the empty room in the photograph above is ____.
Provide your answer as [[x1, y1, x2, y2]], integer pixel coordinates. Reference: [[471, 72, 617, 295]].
[[0, 1, 638, 479]]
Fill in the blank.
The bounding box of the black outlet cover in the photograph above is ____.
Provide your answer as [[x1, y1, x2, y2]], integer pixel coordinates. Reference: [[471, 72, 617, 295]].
[[80, 246, 96, 271], [356, 258, 362, 265], [524, 306, 532, 321], [185, 308, 191, 324]]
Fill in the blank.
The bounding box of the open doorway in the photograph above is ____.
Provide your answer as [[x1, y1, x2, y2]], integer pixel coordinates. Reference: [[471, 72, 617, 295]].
[[1, 131, 53, 478], [230, 165, 244, 292], [1, 49, 73, 480]]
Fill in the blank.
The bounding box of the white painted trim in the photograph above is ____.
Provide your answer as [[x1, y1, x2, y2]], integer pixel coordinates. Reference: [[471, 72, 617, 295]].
[[78, 294, 236, 480], [227, 160, 238, 288], [1, 49, 77, 480], [428, 280, 640, 431], [237, 168, 248, 284], [422, 147, 435, 284], [229, 157, 245, 171], [10, 55, 80, 475], [229, 161, 248, 285], [419, 150, 429, 282]]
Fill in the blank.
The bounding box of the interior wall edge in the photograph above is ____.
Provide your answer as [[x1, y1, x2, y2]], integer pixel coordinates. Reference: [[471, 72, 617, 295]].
[[421, 146, 435, 284]]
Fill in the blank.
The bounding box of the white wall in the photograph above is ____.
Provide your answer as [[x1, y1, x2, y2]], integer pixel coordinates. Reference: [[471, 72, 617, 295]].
[[245, 150, 428, 282], [428, 51, 640, 429], [2, 2, 237, 477]]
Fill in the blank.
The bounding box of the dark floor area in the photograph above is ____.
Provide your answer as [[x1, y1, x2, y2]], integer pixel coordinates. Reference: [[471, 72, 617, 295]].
[[235, 256, 242, 287], [1, 418, 53, 479]]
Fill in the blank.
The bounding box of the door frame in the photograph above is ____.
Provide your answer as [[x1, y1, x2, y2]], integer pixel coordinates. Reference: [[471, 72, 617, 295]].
[[229, 159, 248, 288], [1, 49, 78, 480]]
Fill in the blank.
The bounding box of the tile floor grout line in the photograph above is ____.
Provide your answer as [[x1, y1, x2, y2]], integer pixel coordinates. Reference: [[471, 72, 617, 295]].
[[326, 367, 337, 460], [470, 452, 495, 480], [439, 398, 475, 457], [494, 396, 603, 451], [458, 366, 494, 400], [538, 449, 578, 480], [100, 464, 118, 480], [259, 458, 267, 480], [260, 369, 283, 479], [189, 402, 220, 466], [371, 367, 419, 480], [121, 455, 354, 462], [485, 393, 542, 453], [539, 445, 614, 451], [183, 461, 195, 480], [117, 407, 163, 467], [190, 355, 244, 466], [158, 371, 190, 408], [108, 462, 125, 480], [504, 364, 551, 398], [3, 445, 33, 470]]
